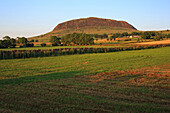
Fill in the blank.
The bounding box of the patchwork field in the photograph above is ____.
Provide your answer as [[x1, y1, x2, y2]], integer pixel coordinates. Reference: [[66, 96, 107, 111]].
[[136, 39, 170, 45], [0, 47, 170, 112]]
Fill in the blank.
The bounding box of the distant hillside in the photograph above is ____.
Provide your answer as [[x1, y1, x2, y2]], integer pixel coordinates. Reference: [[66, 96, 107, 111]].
[[29, 17, 137, 42], [52, 17, 137, 32]]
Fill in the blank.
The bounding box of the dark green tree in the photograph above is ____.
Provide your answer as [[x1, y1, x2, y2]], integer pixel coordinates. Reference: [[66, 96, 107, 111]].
[[10, 38, 16, 48], [61, 33, 94, 46], [149, 32, 156, 37], [0, 40, 3, 48], [141, 32, 151, 40], [0, 40, 10, 48], [121, 32, 129, 37], [61, 34, 72, 46], [10, 38, 16, 44], [3, 36, 11, 40], [17, 37, 28, 45], [30, 39, 34, 42], [154, 33, 164, 41], [110, 33, 121, 40], [2, 36, 12, 48], [41, 43, 47, 47], [103, 34, 108, 38], [131, 32, 139, 35], [167, 34, 170, 38], [50, 36, 61, 46], [110, 35, 116, 41], [70, 33, 80, 45]]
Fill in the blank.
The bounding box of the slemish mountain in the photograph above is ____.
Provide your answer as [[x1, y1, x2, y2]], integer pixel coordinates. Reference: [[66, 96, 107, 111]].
[[30, 17, 137, 41], [52, 17, 136, 32]]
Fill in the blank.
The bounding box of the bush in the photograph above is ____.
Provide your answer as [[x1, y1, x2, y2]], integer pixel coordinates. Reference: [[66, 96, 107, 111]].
[[124, 39, 131, 41], [26, 43, 34, 47], [41, 43, 47, 47], [29, 39, 34, 42]]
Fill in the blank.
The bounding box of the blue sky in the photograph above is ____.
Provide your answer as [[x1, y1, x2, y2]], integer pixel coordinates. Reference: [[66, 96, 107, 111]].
[[0, 0, 170, 39]]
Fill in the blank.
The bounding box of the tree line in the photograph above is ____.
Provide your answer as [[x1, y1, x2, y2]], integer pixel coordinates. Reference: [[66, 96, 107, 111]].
[[48, 31, 170, 46], [110, 32, 140, 40], [1, 43, 170, 60], [50, 33, 94, 46], [91, 34, 108, 39], [140, 32, 170, 41], [1, 32, 170, 48], [110, 31, 170, 41], [0, 36, 34, 48]]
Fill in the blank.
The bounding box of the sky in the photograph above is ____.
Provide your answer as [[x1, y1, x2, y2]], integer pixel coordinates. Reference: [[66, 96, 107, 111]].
[[0, 0, 170, 39]]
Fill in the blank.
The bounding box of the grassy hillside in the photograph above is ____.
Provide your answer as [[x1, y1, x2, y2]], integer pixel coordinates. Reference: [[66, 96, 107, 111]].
[[157, 30, 170, 34], [29, 17, 138, 42], [29, 26, 137, 42], [27, 17, 170, 44], [28, 29, 170, 43], [51, 26, 136, 36], [0, 47, 170, 112]]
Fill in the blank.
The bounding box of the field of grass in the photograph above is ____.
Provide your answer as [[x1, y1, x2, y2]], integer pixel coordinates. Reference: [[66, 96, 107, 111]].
[[0, 47, 170, 112], [136, 39, 170, 45], [95, 39, 137, 45], [0, 45, 122, 51], [1, 47, 170, 79]]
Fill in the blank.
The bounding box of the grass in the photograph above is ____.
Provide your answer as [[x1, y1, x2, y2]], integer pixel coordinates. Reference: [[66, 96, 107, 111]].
[[95, 40, 137, 44], [0, 47, 170, 112], [0, 47, 170, 81], [0, 45, 122, 51]]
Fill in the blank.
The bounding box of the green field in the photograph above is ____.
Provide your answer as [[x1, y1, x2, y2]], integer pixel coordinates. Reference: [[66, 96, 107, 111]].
[[0, 47, 170, 112], [0, 45, 124, 51]]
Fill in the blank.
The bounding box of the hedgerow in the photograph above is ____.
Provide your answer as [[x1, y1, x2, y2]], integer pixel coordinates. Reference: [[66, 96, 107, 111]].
[[0, 44, 170, 60]]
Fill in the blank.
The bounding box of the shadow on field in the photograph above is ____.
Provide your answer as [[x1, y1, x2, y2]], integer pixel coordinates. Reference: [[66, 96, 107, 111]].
[[0, 71, 82, 86]]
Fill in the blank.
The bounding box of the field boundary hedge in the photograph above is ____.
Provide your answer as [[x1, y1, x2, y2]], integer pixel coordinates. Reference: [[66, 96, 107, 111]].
[[0, 44, 170, 60]]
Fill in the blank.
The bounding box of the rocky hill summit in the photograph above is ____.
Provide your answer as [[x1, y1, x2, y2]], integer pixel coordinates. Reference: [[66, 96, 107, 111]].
[[52, 17, 137, 32]]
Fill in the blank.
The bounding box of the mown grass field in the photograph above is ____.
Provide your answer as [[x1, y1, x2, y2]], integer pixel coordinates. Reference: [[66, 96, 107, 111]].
[[0, 47, 170, 112]]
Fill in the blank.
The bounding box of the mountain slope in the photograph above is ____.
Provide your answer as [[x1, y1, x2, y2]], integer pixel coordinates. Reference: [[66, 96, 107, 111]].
[[52, 17, 137, 32], [29, 17, 137, 42]]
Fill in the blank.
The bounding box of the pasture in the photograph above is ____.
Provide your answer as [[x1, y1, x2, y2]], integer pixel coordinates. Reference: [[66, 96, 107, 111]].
[[0, 47, 170, 112], [0, 45, 121, 51]]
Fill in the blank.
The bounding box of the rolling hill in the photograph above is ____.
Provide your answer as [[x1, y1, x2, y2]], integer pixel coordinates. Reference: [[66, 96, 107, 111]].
[[29, 17, 137, 42], [52, 17, 137, 32]]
